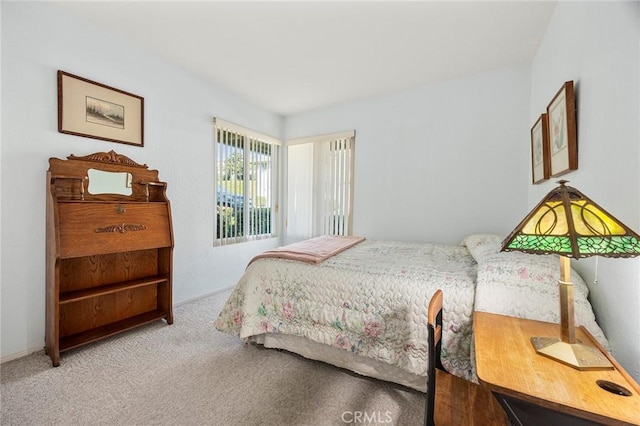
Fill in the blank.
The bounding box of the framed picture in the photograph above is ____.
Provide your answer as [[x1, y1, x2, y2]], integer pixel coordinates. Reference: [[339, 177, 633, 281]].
[[530, 113, 550, 184], [58, 71, 144, 147], [546, 81, 577, 176]]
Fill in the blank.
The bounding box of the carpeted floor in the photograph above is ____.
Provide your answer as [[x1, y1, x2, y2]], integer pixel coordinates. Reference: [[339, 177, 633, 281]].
[[1, 289, 426, 426]]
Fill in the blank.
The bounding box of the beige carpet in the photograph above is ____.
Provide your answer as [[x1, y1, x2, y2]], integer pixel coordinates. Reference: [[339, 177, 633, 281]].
[[1, 289, 425, 426]]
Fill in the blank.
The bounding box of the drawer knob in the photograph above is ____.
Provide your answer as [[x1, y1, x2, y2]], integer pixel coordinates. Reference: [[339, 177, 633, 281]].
[[116, 205, 126, 214]]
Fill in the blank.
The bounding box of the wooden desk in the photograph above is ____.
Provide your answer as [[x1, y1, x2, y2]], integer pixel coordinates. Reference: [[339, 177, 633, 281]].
[[474, 312, 640, 426]]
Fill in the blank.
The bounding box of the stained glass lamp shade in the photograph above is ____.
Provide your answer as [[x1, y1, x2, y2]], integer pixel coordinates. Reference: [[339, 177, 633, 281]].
[[501, 181, 640, 370]]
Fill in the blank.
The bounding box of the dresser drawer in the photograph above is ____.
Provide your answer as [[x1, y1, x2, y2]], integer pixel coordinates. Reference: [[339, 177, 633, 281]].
[[58, 203, 172, 258]]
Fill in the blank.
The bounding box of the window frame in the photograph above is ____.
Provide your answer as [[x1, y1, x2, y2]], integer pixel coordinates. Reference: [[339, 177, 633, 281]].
[[214, 118, 281, 246], [286, 130, 355, 239]]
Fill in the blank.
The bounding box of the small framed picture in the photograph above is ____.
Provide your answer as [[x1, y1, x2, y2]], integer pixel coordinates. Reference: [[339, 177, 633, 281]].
[[58, 71, 144, 147], [531, 113, 550, 184], [546, 81, 577, 176]]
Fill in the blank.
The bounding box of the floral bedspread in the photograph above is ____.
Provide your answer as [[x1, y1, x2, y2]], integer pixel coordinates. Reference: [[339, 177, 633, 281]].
[[214, 240, 478, 380]]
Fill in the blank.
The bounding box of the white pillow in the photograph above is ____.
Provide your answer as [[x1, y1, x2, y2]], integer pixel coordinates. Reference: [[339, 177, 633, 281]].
[[461, 234, 503, 263]]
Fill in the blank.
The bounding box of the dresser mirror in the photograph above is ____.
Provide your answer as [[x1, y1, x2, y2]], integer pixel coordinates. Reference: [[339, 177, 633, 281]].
[[87, 168, 132, 196]]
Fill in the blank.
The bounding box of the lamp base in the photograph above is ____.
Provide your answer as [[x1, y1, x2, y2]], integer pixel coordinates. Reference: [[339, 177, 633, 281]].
[[530, 337, 614, 371]]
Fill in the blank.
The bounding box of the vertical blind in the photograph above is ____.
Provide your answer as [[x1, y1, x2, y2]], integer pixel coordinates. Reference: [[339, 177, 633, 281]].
[[214, 118, 280, 246], [319, 136, 355, 236], [287, 130, 355, 238]]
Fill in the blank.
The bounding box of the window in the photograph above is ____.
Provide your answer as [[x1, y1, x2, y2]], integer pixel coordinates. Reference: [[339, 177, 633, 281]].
[[287, 130, 355, 239], [214, 118, 280, 246]]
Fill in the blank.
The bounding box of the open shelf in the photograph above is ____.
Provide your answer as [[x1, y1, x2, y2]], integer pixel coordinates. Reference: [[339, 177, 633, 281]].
[[59, 310, 170, 352], [60, 276, 168, 304]]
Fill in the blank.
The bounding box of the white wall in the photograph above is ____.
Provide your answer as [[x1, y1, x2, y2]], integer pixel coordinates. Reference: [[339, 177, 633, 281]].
[[284, 65, 532, 244], [530, 1, 640, 380], [1, 2, 282, 361]]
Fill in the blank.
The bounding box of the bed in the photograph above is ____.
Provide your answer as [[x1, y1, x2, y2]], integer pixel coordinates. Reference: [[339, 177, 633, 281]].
[[213, 234, 609, 392]]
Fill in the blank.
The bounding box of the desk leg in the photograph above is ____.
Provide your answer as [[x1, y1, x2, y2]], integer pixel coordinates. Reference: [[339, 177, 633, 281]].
[[493, 393, 603, 426]]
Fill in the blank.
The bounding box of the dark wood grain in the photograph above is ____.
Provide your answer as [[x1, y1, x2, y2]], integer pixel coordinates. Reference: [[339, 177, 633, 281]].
[[434, 369, 508, 426]]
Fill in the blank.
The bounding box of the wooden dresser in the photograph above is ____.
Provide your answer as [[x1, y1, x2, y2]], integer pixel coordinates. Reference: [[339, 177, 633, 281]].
[[46, 150, 173, 366]]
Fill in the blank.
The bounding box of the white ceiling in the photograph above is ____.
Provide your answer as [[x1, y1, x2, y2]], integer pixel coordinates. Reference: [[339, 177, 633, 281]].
[[52, 1, 557, 116]]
